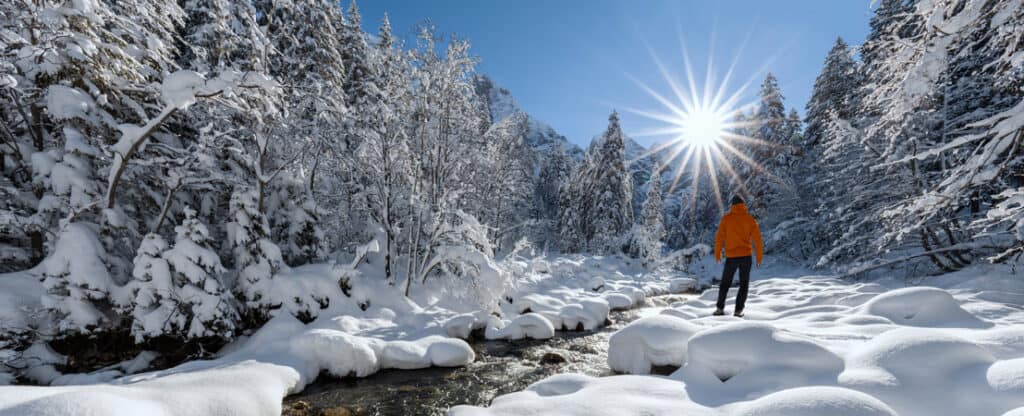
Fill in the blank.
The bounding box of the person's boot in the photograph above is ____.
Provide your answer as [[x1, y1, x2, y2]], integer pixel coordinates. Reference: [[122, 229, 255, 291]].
[[733, 310, 744, 318], [712, 308, 725, 316]]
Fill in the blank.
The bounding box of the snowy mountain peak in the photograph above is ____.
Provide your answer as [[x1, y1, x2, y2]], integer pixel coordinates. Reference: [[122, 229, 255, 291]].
[[475, 75, 584, 159]]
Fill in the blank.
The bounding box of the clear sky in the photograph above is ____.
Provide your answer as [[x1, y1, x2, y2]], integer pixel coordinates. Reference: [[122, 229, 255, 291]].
[[356, 1, 875, 148]]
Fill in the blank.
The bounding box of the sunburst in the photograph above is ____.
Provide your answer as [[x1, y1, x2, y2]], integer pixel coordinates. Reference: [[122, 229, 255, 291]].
[[623, 34, 785, 214]]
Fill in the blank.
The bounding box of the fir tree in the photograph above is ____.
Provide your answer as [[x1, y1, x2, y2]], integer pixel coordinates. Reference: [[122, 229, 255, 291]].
[[804, 37, 861, 146]]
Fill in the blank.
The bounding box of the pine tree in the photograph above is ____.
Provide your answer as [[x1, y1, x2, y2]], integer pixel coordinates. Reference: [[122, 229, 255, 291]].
[[40, 223, 121, 333], [559, 111, 633, 254], [628, 163, 665, 263], [804, 37, 861, 146], [129, 208, 236, 342], [536, 143, 574, 248], [227, 188, 283, 324]]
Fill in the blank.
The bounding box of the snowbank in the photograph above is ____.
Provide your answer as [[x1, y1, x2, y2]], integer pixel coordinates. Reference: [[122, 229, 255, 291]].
[[0, 312, 475, 416]]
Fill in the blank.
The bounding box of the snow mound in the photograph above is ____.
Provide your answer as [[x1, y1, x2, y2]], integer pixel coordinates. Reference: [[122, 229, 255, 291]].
[[511, 293, 609, 331], [485, 313, 556, 340], [444, 312, 488, 339], [858, 286, 990, 328], [677, 322, 843, 404], [838, 327, 1014, 415], [608, 315, 700, 374], [447, 374, 710, 416], [603, 293, 635, 310], [733, 386, 897, 416], [840, 327, 995, 388]]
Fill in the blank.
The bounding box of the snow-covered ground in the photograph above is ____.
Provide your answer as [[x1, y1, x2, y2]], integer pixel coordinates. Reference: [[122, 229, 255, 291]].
[[5, 254, 1024, 416], [0, 254, 689, 415], [451, 262, 1024, 416]]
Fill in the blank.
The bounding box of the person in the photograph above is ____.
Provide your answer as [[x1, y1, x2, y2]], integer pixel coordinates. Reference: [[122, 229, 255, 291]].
[[712, 195, 764, 317]]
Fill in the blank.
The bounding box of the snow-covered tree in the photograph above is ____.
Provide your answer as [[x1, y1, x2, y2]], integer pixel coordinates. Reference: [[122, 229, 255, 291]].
[[40, 223, 122, 333], [628, 163, 665, 263], [804, 37, 861, 146], [129, 208, 236, 342], [559, 111, 633, 254], [535, 143, 575, 248], [227, 188, 283, 324]]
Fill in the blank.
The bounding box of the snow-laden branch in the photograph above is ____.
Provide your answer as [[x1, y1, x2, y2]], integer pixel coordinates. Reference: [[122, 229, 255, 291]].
[[105, 70, 277, 208]]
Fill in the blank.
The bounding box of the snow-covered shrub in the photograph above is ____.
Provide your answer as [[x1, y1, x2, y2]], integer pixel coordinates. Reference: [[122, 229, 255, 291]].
[[40, 223, 121, 333], [266, 178, 327, 267], [128, 209, 237, 342], [227, 189, 284, 325]]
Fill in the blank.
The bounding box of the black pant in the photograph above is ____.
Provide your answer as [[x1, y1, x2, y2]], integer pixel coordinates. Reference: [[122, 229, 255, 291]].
[[716, 256, 752, 312]]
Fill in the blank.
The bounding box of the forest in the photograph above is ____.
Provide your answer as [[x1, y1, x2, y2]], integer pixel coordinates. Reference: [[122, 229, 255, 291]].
[[0, 0, 1023, 415]]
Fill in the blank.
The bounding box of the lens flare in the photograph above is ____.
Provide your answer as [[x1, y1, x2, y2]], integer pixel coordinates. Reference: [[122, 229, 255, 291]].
[[622, 34, 788, 214], [681, 108, 728, 148]]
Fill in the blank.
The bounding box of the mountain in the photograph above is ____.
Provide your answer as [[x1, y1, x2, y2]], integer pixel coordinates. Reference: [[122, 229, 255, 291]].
[[474, 76, 584, 160]]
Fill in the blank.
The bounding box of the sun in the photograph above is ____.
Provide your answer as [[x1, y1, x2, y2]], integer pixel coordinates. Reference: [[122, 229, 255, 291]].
[[620, 36, 787, 212], [681, 108, 729, 148]]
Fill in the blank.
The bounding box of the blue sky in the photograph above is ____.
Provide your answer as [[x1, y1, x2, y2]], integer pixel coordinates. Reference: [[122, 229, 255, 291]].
[[357, 1, 874, 148]]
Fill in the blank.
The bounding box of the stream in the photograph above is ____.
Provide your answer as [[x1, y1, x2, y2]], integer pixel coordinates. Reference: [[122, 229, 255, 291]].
[[282, 294, 690, 416]]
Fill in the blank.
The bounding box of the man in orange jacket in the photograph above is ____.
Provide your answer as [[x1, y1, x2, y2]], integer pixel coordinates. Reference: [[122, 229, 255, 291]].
[[712, 195, 764, 317]]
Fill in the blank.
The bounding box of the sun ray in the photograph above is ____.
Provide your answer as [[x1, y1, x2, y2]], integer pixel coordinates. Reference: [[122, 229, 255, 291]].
[[622, 30, 790, 227]]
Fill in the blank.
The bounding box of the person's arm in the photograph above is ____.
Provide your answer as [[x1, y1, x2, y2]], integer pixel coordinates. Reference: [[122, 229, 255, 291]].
[[714, 218, 725, 263], [752, 218, 764, 266]]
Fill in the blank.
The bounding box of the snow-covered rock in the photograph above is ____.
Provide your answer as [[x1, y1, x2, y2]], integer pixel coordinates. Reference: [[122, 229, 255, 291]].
[[608, 315, 700, 374], [485, 313, 556, 340]]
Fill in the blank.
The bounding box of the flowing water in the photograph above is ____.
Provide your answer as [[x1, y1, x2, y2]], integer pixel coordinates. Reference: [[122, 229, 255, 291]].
[[283, 294, 690, 416]]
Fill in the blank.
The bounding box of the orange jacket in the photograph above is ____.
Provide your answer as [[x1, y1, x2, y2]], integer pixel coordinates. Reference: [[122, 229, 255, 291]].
[[714, 203, 764, 263]]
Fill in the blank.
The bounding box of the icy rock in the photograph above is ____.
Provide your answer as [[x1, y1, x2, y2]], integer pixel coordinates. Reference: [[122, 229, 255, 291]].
[[733, 386, 898, 416], [608, 315, 700, 374], [858, 286, 989, 328]]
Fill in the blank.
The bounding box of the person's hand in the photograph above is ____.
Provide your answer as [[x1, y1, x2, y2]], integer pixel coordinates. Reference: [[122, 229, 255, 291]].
[[715, 256, 722, 264], [756, 259, 762, 268]]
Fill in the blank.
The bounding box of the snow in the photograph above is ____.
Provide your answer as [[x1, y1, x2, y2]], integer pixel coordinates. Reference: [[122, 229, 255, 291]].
[[733, 387, 897, 416], [45, 85, 95, 121], [607, 315, 699, 374], [485, 313, 556, 340], [2, 253, 692, 415], [857, 286, 990, 328], [457, 263, 1024, 416]]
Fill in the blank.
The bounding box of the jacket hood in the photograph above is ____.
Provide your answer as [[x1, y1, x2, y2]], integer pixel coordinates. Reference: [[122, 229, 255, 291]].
[[729, 203, 748, 214]]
